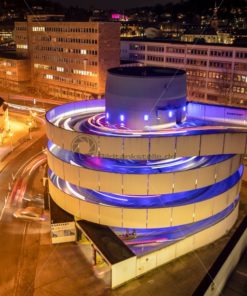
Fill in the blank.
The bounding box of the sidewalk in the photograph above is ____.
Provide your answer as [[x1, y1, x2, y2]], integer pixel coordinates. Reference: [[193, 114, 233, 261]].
[[33, 219, 108, 296], [0, 112, 46, 224]]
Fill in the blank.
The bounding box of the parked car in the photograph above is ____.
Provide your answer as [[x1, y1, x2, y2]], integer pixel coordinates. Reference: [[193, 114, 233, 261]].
[[13, 206, 45, 221]]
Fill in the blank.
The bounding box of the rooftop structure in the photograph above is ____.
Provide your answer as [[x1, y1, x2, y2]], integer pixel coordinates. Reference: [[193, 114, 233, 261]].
[[105, 66, 186, 129], [46, 66, 247, 288]]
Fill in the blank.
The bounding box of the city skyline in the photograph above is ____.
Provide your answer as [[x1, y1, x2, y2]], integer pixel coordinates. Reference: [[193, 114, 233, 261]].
[[54, 0, 179, 9]]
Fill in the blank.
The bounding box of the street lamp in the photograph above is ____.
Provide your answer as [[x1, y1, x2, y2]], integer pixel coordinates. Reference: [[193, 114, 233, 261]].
[[9, 131, 13, 151], [0, 130, 3, 145], [32, 111, 37, 128], [28, 121, 32, 140]]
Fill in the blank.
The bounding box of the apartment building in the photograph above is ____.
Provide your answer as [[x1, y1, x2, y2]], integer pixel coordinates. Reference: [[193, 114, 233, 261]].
[[14, 15, 120, 101], [121, 39, 247, 107]]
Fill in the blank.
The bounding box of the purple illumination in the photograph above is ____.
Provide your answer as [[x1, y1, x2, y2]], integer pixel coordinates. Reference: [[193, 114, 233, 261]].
[[144, 114, 149, 121], [46, 98, 246, 259], [47, 100, 247, 138], [48, 141, 234, 174], [48, 167, 242, 208], [111, 13, 128, 21], [112, 197, 239, 255]]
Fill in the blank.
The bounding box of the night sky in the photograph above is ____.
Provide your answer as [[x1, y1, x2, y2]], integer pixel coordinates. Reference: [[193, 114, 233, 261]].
[[55, 0, 179, 9]]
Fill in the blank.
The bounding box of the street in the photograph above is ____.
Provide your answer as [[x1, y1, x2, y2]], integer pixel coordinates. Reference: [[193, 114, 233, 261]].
[[0, 135, 47, 296]]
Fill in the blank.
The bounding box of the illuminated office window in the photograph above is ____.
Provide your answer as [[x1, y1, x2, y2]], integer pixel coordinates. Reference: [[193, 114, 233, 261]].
[[57, 67, 64, 72], [16, 44, 28, 49], [32, 27, 45, 32], [45, 74, 53, 80]]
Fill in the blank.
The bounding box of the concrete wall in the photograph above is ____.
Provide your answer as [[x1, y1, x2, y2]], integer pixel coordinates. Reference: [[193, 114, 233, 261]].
[[48, 178, 240, 229], [110, 206, 238, 288], [47, 149, 240, 195], [188, 102, 247, 126], [135, 206, 238, 278], [105, 69, 186, 129], [46, 100, 247, 160], [46, 120, 247, 160], [112, 257, 137, 288], [204, 223, 247, 296]]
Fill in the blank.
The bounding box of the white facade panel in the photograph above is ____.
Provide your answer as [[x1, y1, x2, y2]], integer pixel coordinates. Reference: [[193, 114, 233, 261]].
[[224, 133, 246, 154], [172, 204, 194, 226], [174, 170, 197, 192], [99, 206, 123, 228], [147, 208, 171, 228], [65, 194, 80, 217], [80, 202, 100, 224], [200, 134, 224, 155], [149, 173, 173, 194], [52, 127, 64, 149], [231, 155, 241, 174], [176, 136, 200, 157], [123, 174, 148, 195], [122, 209, 147, 228], [123, 138, 149, 159], [136, 253, 157, 276], [79, 168, 99, 191], [53, 156, 65, 180], [212, 193, 228, 215], [62, 129, 75, 151], [112, 257, 137, 289], [99, 172, 122, 194], [63, 162, 79, 184], [149, 137, 176, 160], [197, 165, 216, 188], [99, 136, 123, 159], [194, 199, 214, 222], [175, 235, 194, 258], [216, 159, 232, 182]]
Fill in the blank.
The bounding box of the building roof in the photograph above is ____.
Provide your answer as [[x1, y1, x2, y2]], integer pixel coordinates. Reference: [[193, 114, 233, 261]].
[[121, 37, 247, 48], [108, 66, 185, 77], [77, 220, 135, 265]]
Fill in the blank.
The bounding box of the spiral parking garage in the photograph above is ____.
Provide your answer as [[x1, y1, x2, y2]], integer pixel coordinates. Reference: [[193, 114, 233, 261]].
[[46, 66, 247, 288]]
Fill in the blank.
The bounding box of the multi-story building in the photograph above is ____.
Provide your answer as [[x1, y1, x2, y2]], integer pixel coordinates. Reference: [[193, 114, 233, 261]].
[[0, 25, 14, 43], [121, 39, 247, 107], [0, 51, 30, 93], [181, 28, 234, 44], [14, 15, 120, 101]]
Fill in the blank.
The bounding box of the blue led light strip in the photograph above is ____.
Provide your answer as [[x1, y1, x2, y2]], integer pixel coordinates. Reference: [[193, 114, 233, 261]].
[[48, 166, 243, 208], [113, 197, 239, 255], [48, 141, 234, 174]]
